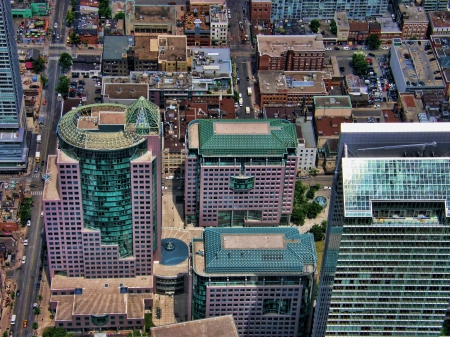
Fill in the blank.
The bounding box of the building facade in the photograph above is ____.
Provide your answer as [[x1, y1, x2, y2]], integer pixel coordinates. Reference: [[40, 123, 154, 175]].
[[0, 1, 28, 172], [184, 119, 298, 227], [250, 0, 271, 22], [191, 227, 317, 337], [312, 123, 450, 337], [256, 35, 325, 72], [398, 4, 429, 40], [43, 97, 162, 280], [270, 0, 388, 21]]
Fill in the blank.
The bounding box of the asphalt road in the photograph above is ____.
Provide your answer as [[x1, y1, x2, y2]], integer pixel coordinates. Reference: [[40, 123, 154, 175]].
[[11, 2, 68, 336]]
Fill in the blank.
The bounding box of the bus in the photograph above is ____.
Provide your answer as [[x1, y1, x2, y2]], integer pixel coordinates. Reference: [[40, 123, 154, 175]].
[[247, 87, 252, 96]]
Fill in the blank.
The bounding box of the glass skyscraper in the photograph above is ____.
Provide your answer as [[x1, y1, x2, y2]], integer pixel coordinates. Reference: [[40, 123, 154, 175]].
[[0, 1, 28, 171], [313, 123, 450, 337]]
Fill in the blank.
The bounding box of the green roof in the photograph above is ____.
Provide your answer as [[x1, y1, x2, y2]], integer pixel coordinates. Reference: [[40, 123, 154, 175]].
[[203, 227, 317, 274], [193, 119, 298, 157], [343, 158, 450, 217]]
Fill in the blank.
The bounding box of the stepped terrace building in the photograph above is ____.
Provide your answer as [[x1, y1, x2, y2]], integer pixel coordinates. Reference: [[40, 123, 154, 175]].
[[184, 119, 298, 227], [190, 227, 317, 337], [43, 97, 162, 281], [312, 123, 450, 337]]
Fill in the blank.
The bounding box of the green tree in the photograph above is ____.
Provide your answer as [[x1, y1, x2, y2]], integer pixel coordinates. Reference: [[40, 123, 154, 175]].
[[114, 12, 125, 20], [43, 327, 68, 337], [306, 202, 323, 219], [352, 52, 369, 76], [330, 19, 337, 35], [38, 294, 43, 302], [98, 0, 112, 18], [291, 205, 306, 226], [58, 53, 73, 70], [69, 32, 81, 45], [310, 19, 320, 33], [309, 168, 319, 176], [33, 57, 46, 73], [33, 306, 42, 315], [2, 332, 7, 337], [56, 76, 70, 95], [306, 188, 316, 200], [310, 224, 324, 241], [366, 34, 381, 50], [40, 74, 48, 88], [320, 220, 327, 233], [66, 10, 75, 25], [70, 0, 77, 8], [32, 322, 39, 330]]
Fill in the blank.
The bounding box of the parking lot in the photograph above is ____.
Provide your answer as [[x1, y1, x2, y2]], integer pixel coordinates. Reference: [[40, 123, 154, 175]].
[[68, 72, 102, 104]]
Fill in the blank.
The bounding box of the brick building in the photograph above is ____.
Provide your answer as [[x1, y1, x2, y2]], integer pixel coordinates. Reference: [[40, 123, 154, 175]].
[[256, 35, 325, 71], [428, 11, 450, 35], [398, 4, 429, 40], [250, 0, 271, 22], [348, 21, 369, 45]]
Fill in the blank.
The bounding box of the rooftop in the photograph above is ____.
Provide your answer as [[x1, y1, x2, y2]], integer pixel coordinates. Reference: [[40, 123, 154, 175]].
[[130, 3, 176, 24], [187, 119, 298, 157], [428, 11, 450, 29], [316, 116, 352, 137], [335, 12, 349, 29], [257, 35, 324, 57], [57, 98, 160, 150], [158, 35, 187, 62], [104, 83, 149, 100], [151, 315, 239, 337], [103, 36, 134, 60], [391, 43, 444, 88], [134, 36, 159, 60], [51, 275, 152, 320], [314, 96, 352, 109], [191, 48, 232, 77], [376, 17, 401, 33], [193, 227, 317, 275], [258, 71, 330, 95], [348, 21, 369, 31], [399, 4, 428, 23], [298, 120, 317, 148]]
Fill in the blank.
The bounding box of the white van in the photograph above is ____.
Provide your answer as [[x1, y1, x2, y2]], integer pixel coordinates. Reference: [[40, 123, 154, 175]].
[[11, 315, 16, 325], [239, 93, 242, 99], [239, 98, 243, 107]]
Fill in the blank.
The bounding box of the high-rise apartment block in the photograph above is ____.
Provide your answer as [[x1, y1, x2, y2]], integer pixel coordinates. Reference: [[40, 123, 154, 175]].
[[184, 119, 298, 227], [43, 97, 162, 280], [269, 0, 388, 21], [313, 123, 450, 337], [0, 1, 28, 172], [256, 35, 325, 72], [190, 227, 317, 337]]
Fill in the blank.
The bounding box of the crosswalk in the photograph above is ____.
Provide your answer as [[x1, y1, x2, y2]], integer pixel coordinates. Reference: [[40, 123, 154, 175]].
[[30, 191, 43, 196], [49, 43, 66, 48], [48, 56, 60, 60]]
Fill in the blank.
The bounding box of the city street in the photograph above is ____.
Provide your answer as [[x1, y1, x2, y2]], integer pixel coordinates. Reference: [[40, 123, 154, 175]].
[[9, 2, 69, 336]]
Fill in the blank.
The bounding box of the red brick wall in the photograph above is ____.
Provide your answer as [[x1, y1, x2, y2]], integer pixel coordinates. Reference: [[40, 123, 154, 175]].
[[250, 1, 271, 21]]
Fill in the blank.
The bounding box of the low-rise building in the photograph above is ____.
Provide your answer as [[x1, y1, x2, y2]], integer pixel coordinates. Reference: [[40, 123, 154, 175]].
[[398, 4, 429, 40], [390, 38, 445, 93], [376, 17, 402, 41], [125, 2, 176, 36], [50, 275, 153, 333], [250, 0, 271, 22], [348, 21, 369, 45], [428, 11, 450, 35], [368, 22, 381, 38], [257, 35, 325, 71], [314, 96, 352, 173], [102, 36, 134, 76], [190, 227, 317, 337], [334, 12, 349, 42], [209, 4, 229, 46], [258, 71, 330, 108], [72, 54, 102, 78]]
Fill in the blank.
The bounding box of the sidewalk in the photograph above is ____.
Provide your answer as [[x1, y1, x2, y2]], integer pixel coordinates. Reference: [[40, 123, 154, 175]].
[[0, 276, 18, 336]]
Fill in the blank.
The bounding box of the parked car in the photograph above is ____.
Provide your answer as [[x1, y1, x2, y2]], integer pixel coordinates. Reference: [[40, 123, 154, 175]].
[[343, 46, 350, 50], [23, 239, 28, 246], [22, 256, 26, 264], [30, 184, 38, 188], [368, 52, 376, 57], [26, 220, 31, 227]]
